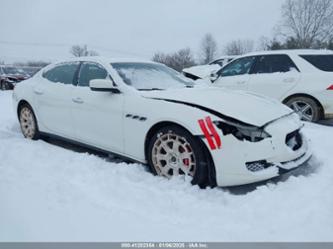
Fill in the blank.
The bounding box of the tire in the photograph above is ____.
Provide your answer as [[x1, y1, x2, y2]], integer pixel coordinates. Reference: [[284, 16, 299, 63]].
[[0, 81, 6, 91], [18, 104, 40, 140], [147, 125, 215, 188], [285, 96, 321, 122]]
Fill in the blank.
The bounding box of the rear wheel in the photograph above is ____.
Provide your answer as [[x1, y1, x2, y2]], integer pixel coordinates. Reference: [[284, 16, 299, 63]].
[[147, 125, 214, 188], [285, 96, 321, 122], [19, 104, 40, 140]]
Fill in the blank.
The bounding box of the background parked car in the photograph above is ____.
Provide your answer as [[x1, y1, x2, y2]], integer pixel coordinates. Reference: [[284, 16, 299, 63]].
[[210, 49, 333, 122], [0, 65, 29, 90], [182, 55, 236, 80], [18, 66, 42, 77]]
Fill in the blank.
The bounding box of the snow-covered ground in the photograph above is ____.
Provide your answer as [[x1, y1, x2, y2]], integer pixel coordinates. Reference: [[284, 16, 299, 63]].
[[0, 90, 332, 242]]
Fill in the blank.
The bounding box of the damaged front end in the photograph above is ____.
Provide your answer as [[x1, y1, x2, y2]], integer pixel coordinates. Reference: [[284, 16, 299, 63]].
[[201, 112, 312, 186], [213, 120, 271, 143]]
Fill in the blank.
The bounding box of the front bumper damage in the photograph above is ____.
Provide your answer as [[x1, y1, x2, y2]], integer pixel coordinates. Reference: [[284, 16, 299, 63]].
[[200, 113, 312, 187]]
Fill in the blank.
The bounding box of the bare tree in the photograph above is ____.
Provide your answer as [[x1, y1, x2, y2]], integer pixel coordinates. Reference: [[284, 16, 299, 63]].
[[152, 52, 168, 64], [279, 0, 333, 48], [152, 48, 196, 72], [258, 36, 272, 51], [88, 50, 99, 56], [199, 33, 218, 64], [70, 45, 99, 57], [14, 61, 50, 67], [224, 39, 254, 55]]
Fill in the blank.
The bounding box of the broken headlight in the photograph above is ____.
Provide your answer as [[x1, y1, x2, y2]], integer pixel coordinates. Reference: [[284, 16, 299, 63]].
[[214, 120, 271, 142]]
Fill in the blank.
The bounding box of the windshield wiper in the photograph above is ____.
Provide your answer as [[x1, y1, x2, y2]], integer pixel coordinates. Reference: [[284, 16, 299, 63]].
[[138, 88, 165, 91]]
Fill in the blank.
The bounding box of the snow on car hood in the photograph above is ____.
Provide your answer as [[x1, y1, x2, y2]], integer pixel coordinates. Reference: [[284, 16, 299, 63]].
[[182, 64, 221, 79], [142, 87, 293, 127]]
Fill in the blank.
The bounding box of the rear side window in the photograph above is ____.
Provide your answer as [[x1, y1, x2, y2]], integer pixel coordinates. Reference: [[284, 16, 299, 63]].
[[43, 62, 79, 84], [300, 55, 333, 72], [251, 55, 299, 74], [78, 62, 108, 87]]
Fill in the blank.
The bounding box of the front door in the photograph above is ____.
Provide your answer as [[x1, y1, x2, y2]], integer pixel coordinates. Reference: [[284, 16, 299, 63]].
[[213, 56, 257, 91], [71, 62, 124, 154]]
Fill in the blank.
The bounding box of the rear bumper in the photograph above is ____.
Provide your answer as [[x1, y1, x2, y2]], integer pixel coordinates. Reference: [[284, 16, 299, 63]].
[[324, 113, 333, 119], [313, 92, 333, 119]]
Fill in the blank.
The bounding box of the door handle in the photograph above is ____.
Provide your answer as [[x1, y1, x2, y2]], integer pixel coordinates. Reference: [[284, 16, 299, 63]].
[[283, 78, 295, 83], [237, 80, 246, 84], [33, 89, 44, 95], [72, 97, 84, 104]]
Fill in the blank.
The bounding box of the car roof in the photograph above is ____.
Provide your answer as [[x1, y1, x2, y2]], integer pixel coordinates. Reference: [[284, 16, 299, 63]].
[[211, 55, 237, 62], [54, 56, 158, 65], [214, 55, 237, 60], [244, 49, 333, 57]]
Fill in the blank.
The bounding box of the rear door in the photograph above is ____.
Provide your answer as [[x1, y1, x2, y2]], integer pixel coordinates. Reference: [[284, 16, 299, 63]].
[[213, 56, 256, 90], [71, 62, 124, 153], [33, 62, 79, 138], [247, 54, 301, 99]]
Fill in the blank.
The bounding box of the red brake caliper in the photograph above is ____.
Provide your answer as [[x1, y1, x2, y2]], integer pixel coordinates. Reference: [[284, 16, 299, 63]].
[[183, 158, 190, 167]]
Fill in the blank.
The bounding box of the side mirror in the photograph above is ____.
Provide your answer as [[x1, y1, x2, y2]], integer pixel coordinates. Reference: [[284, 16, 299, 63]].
[[209, 71, 219, 82], [89, 79, 120, 93]]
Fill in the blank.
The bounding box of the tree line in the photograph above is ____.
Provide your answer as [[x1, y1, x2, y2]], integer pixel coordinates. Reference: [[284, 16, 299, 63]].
[[4, 0, 333, 71], [152, 0, 333, 71]]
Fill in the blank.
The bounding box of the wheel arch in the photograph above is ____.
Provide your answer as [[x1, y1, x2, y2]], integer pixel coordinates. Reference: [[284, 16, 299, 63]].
[[144, 121, 191, 160], [282, 93, 324, 119], [17, 99, 33, 119], [144, 121, 217, 187]]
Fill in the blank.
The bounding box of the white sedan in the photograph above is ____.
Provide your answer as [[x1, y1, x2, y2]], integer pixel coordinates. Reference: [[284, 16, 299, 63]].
[[211, 49, 333, 122], [13, 57, 311, 187]]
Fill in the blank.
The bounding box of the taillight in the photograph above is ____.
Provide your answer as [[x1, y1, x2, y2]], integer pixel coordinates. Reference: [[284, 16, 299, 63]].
[[327, 85, 333, 90]]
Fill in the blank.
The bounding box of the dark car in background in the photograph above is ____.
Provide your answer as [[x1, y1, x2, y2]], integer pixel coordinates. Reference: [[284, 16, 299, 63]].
[[0, 65, 29, 90]]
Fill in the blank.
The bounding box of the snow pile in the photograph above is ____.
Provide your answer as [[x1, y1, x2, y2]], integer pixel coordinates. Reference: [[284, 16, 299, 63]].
[[0, 91, 332, 241]]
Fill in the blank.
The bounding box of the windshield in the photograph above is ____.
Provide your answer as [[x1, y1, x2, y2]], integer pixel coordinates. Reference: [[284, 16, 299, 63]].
[[111, 62, 194, 90], [3, 67, 20, 74]]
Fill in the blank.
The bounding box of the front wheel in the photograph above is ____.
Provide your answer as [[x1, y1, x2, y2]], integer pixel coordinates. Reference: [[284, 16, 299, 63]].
[[147, 125, 214, 188], [19, 104, 40, 140], [285, 97, 321, 122], [0, 81, 7, 90]]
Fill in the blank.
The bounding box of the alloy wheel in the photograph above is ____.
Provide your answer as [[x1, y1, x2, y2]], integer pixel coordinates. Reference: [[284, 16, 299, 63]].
[[151, 133, 196, 178], [290, 100, 314, 122], [19, 107, 37, 139]]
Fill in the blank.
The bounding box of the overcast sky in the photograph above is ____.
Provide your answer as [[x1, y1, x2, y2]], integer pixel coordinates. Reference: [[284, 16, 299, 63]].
[[0, 0, 285, 63]]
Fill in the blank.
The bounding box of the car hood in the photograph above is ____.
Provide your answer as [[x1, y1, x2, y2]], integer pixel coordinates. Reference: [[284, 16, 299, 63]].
[[5, 74, 27, 80], [182, 64, 221, 79], [141, 87, 293, 127]]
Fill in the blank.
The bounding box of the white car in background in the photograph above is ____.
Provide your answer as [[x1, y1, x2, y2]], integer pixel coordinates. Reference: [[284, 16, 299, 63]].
[[182, 56, 236, 80], [13, 57, 311, 187], [211, 50, 333, 122]]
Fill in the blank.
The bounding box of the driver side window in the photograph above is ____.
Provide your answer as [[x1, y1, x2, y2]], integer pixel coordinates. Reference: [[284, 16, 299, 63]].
[[78, 62, 108, 87], [219, 56, 256, 77]]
